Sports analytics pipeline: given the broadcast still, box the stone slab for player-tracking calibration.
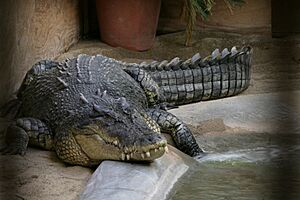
[80,146,198,200]
[170,92,300,134]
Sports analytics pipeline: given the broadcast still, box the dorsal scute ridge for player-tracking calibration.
[181,58,191,70]
[95,46,252,72]
[191,53,201,64]
[211,48,221,60]
[168,57,182,70]
[150,61,160,71]
[90,46,252,71]
[221,48,230,58]
[158,60,168,71]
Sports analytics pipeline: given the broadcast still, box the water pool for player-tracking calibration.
[169,134,300,200]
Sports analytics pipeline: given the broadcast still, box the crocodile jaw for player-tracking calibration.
[74,133,167,163]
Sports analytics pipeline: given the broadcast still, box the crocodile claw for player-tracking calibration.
[194,151,208,160]
[0,125,29,156]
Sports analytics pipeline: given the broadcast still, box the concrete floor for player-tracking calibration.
[1,31,300,200]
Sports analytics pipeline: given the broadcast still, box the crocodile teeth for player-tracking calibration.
[121,153,126,161]
[154,148,158,152]
[126,154,130,160]
[130,153,134,157]
[164,146,169,153]
[159,147,164,151]
[141,153,145,159]
[124,147,129,153]
[145,151,151,158]
[113,140,118,146]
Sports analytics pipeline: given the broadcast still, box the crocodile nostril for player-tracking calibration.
[146,135,163,144]
[146,137,154,142]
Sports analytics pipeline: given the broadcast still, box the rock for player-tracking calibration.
[80,145,198,200]
[170,91,300,134]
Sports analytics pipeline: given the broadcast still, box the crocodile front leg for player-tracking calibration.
[124,67,162,105]
[1,117,53,155]
[147,108,203,157]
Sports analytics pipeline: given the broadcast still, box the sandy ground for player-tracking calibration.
[1,31,299,200]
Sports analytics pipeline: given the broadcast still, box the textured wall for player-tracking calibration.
[0,0,80,107]
[158,0,271,34]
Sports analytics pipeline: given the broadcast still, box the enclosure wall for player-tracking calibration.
[158,0,271,35]
[0,0,81,106]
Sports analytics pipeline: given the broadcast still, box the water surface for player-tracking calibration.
[169,134,300,200]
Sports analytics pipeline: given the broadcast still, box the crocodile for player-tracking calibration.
[0,46,252,166]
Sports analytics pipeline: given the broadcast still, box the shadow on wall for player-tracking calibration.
[272,0,300,37]
[81,0,272,37]
[271,0,300,200]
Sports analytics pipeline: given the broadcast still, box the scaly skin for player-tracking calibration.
[1,46,252,166]
[123,46,252,156]
[1,55,167,166]
[135,46,252,105]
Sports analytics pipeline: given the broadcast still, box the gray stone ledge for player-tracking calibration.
[170,91,300,134]
[80,146,198,200]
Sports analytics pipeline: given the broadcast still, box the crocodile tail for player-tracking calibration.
[140,46,252,105]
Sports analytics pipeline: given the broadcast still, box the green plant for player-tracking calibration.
[184,0,245,46]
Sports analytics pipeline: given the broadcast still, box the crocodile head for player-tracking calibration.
[73,91,167,164]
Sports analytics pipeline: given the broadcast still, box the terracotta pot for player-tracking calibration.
[96,0,161,51]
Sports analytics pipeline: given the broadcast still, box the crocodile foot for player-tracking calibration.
[1,125,29,156]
